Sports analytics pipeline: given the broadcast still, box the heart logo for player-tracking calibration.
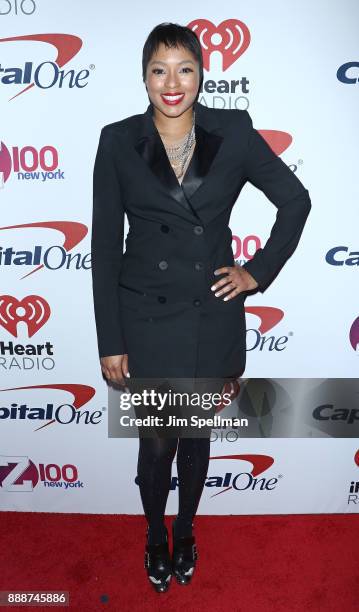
[188,18,251,71]
[0,295,51,337]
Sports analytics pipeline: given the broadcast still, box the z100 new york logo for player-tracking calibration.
[0,456,84,492]
[0,141,64,188]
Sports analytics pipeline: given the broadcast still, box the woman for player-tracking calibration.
[91,23,311,593]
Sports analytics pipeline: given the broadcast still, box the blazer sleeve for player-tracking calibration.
[91,126,126,358]
[241,110,312,291]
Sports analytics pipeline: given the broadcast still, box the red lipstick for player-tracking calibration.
[160,93,185,105]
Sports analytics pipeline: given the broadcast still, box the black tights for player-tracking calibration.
[137,435,211,544]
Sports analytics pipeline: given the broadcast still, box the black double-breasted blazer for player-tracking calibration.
[91,100,311,379]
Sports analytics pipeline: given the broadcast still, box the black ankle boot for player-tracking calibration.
[144,525,172,593]
[171,519,198,585]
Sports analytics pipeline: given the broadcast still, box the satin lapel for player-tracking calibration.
[134,129,197,217]
[181,123,224,203]
[133,101,224,222]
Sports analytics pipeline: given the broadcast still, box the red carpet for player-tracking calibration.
[0,512,357,611]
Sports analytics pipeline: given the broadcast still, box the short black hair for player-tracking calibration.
[142,22,203,93]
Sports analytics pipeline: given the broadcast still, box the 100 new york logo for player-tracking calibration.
[0,141,64,187]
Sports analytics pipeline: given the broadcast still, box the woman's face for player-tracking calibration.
[145,42,200,118]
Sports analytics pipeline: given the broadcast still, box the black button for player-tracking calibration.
[158,296,167,303]
[193,299,201,307]
[161,224,169,233]
[195,261,203,271]
[193,225,203,235]
[158,260,168,270]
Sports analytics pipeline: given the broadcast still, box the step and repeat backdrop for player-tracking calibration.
[0,0,358,514]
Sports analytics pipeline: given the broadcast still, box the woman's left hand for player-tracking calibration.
[211,262,258,300]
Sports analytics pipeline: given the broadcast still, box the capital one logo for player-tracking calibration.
[244,306,292,353]
[187,19,251,70]
[0,384,98,430]
[206,454,278,497]
[0,294,50,337]
[0,33,90,100]
[337,62,359,84]
[0,221,89,279]
[168,453,279,497]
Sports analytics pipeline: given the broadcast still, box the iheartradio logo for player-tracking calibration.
[0,294,50,337]
[187,19,297,160]
[0,294,55,369]
[188,19,250,71]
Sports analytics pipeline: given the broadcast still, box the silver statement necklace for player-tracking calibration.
[160,111,196,179]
